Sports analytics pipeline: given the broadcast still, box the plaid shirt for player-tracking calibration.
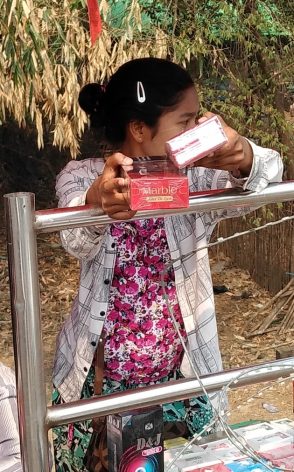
[53,141,283,403]
[0,363,22,472]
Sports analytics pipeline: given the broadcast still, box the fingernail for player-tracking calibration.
[123,157,133,165]
[119,178,128,187]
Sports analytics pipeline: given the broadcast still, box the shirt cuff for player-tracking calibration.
[229,138,270,192]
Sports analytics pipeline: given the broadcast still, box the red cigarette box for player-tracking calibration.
[126,159,189,211]
[166,116,228,169]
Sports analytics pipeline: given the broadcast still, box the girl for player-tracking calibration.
[53,58,283,471]
[0,363,22,472]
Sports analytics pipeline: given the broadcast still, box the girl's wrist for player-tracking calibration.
[238,137,253,177]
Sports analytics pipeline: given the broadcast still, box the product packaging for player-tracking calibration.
[247,431,292,452]
[174,450,221,472]
[164,437,190,450]
[261,443,294,462]
[270,418,294,437]
[234,423,277,441]
[165,445,204,463]
[166,116,228,169]
[226,459,279,472]
[126,159,189,210]
[107,405,164,472]
[201,439,246,463]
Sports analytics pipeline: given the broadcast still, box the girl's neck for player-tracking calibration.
[120,141,145,158]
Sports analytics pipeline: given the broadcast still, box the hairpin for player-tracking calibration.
[137,81,146,103]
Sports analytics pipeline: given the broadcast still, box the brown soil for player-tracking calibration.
[0,225,293,426]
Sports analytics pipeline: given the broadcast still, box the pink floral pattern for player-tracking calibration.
[103,218,187,384]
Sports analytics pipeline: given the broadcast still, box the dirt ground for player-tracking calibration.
[0,222,294,428]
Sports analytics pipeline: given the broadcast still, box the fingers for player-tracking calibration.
[107,209,137,220]
[102,177,129,194]
[97,153,135,219]
[100,180,131,215]
[198,111,228,130]
[197,111,215,124]
[104,153,133,174]
[195,112,250,172]
[197,153,243,170]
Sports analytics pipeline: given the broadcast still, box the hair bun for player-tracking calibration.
[78,83,106,128]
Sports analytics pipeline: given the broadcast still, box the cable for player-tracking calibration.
[160,215,294,471]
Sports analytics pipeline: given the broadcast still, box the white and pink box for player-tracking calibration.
[261,444,294,469]
[166,116,228,169]
[270,418,294,437]
[175,450,222,472]
[247,431,292,452]
[234,422,277,441]
[201,439,247,463]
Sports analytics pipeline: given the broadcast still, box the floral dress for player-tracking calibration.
[103,218,187,383]
[52,218,212,472]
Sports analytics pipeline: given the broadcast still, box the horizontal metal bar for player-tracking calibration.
[46,358,294,429]
[35,182,294,233]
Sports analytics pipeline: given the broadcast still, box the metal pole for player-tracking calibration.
[46,358,294,428]
[3,184,294,470]
[4,193,50,472]
[35,182,294,233]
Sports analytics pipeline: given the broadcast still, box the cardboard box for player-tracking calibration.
[107,405,164,472]
[166,116,228,169]
[270,418,294,437]
[261,443,294,461]
[201,439,246,463]
[189,464,233,472]
[175,450,221,472]
[164,437,191,450]
[127,159,189,210]
[247,431,292,452]
[234,422,277,440]
[165,445,204,463]
[226,459,278,472]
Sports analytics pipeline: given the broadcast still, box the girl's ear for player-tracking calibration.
[128,120,145,143]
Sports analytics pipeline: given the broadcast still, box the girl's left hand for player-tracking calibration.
[196,112,253,177]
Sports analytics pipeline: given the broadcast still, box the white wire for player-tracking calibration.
[171,215,294,268]
[161,215,294,471]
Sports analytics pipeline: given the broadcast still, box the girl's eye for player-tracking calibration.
[181,117,196,130]
[180,119,191,128]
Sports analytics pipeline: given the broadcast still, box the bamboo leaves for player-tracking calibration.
[0,0,293,158]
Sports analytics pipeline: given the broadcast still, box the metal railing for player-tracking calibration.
[3,181,294,472]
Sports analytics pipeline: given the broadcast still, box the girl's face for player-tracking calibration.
[140,86,199,157]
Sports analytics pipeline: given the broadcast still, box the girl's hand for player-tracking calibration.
[196,112,253,176]
[86,153,137,220]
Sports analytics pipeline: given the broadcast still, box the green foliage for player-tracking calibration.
[150,0,294,161]
[0,0,293,160]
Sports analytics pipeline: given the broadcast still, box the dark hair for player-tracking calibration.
[78,58,194,145]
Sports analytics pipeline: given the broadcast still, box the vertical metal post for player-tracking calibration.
[4,193,50,472]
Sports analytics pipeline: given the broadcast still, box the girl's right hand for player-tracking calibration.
[86,153,137,220]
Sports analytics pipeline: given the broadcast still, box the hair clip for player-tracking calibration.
[137,81,146,103]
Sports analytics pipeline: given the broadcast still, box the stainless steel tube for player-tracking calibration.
[4,183,294,471]
[46,358,294,428]
[35,182,294,233]
[4,193,50,472]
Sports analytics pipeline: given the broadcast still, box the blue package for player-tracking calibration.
[227,459,279,472]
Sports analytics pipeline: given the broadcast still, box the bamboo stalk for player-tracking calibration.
[278,296,294,333]
[249,280,293,323]
[253,297,287,333]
